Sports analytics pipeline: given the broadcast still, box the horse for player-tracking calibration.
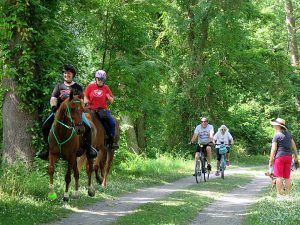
[78,109,120,187]
[47,91,95,201]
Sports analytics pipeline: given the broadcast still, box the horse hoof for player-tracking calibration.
[88,189,95,197]
[73,191,80,199]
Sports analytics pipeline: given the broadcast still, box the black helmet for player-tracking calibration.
[62,64,76,77]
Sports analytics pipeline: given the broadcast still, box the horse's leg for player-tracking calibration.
[102,148,115,187]
[77,153,87,171]
[94,146,106,185]
[73,158,80,199]
[48,153,58,200]
[86,157,95,197]
[63,158,74,202]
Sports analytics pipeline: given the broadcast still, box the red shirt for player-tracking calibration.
[84,83,113,110]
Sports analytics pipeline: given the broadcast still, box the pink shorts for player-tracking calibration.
[274,155,292,179]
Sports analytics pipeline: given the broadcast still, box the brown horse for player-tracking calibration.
[78,109,120,187]
[47,91,95,201]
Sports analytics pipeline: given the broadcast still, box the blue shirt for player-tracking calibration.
[272,131,293,158]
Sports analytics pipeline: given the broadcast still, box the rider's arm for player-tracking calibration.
[106,86,114,104]
[106,93,114,103]
[291,138,298,161]
[83,96,90,107]
[190,133,198,144]
[269,142,277,166]
[49,97,58,113]
[50,97,57,107]
[209,128,214,143]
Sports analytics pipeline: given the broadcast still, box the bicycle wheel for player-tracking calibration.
[220,155,225,179]
[195,159,202,183]
[206,160,210,181]
[200,157,207,182]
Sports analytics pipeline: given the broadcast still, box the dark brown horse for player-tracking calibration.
[47,91,95,201]
[78,109,120,187]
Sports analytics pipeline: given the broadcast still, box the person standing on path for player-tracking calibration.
[269,118,298,196]
[189,117,214,172]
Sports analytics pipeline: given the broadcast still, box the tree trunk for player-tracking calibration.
[2,78,36,165]
[121,115,140,154]
[136,114,146,150]
[285,0,299,66]
[2,0,38,165]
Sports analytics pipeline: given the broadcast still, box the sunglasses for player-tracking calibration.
[201,121,208,123]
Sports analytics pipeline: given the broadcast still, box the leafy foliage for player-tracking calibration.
[1,0,300,156]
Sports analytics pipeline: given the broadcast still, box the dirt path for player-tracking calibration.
[47,168,269,225]
[188,174,269,225]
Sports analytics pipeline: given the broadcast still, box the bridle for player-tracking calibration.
[50,100,83,149]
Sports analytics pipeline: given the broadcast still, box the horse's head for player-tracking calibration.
[57,90,85,135]
[68,91,85,135]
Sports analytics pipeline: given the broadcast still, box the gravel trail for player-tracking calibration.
[47,167,269,225]
[188,174,269,225]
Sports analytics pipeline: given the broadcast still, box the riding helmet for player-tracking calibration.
[95,70,107,81]
[62,64,76,77]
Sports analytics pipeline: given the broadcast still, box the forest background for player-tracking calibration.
[1,0,300,165]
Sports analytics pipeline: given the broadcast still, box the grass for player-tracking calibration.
[243,170,300,225]
[0,151,192,225]
[0,150,268,225]
[112,174,255,225]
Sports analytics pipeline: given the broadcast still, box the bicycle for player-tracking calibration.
[194,144,210,183]
[215,143,229,179]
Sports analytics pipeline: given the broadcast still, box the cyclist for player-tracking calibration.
[84,70,118,149]
[189,117,214,174]
[213,124,234,176]
[39,64,97,160]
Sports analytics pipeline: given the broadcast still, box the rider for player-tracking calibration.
[84,69,118,149]
[189,117,214,173]
[213,124,234,176]
[39,64,97,160]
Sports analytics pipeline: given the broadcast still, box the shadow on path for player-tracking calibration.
[47,167,269,225]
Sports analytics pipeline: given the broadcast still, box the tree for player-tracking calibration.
[285,0,299,66]
[1,0,39,165]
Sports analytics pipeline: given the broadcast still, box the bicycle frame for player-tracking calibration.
[195,144,210,182]
[216,143,228,179]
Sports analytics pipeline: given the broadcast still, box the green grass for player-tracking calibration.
[0,150,268,225]
[112,174,255,225]
[230,154,269,167]
[0,151,192,225]
[243,170,300,225]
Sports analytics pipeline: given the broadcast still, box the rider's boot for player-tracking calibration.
[83,125,97,158]
[112,137,119,150]
[107,134,119,150]
[207,164,212,172]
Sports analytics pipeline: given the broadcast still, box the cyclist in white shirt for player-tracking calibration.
[189,117,214,172]
[213,124,234,176]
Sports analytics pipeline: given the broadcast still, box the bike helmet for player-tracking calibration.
[95,70,107,81]
[62,64,76,77]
